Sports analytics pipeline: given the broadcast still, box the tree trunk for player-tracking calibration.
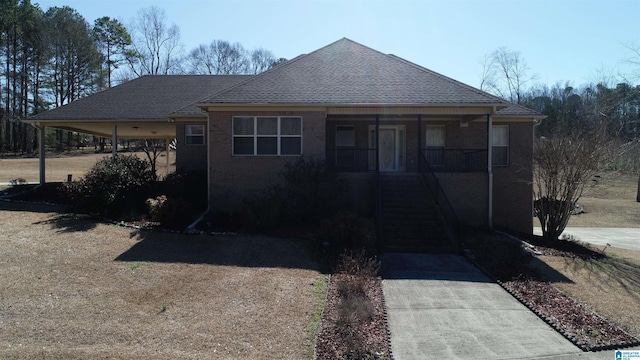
[637,174,640,202]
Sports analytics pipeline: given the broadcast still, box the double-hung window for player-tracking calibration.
[185,124,205,145]
[233,116,302,155]
[492,125,509,166]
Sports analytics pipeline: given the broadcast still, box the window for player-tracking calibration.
[335,126,355,166]
[232,116,302,155]
[185,124,205,145]
[425,125,445,166]
[492,125,509,166]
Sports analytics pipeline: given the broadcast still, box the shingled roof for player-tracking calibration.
[28,75,248,121]
[198,38,509,107]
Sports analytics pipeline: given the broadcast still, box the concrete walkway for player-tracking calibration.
[534,227,640,251]
[381,253,583,359]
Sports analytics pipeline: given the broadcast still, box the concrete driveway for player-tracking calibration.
[381,253,583,360]
[534,227,640,251]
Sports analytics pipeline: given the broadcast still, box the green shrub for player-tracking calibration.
[279,158,348,223]
[66,154,154,217]
[241,186,284,231]
[161,170,208,211]
[318,212,376,250]
[146,195,194,230]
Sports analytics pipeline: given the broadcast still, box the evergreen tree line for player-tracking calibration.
[0,1,283,154]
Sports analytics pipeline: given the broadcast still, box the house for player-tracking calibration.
[24,38,543,250]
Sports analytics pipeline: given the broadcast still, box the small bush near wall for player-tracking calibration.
[317,212,376,250]
[279,158,349,222]
[241,158,350,231]
[146,195,194,230]
[160,170,207,211]
[66,155,155,218]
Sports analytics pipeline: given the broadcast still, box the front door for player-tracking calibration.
[369,125,406,172]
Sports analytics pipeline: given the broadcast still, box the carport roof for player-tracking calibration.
[23,75,248,138]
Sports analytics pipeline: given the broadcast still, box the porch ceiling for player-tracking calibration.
[27,120,176,139]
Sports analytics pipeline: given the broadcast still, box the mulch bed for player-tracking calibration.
[315,274,390,360]
[472,233,640,352]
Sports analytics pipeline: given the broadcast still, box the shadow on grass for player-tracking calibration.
[465,229,573,284]
[115,229,324,271]
[32,212,98,233]
[559,255,640,300]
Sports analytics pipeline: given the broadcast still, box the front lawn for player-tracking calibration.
[0,202,325,359]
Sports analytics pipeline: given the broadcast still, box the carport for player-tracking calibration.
[21,75,249,184]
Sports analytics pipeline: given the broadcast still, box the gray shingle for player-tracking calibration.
[199,38,509,106]
[28,75,248,121]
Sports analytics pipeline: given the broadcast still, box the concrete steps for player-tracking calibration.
[379,173,455,253]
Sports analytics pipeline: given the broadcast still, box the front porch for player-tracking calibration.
[323,114,497,253]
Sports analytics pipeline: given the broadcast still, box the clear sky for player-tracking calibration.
[35,0,640,89]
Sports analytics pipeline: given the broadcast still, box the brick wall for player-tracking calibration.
[492,121,534,233]
[207,110,326,212]
[175,122,207,172]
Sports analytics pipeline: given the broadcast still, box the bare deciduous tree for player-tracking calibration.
[126,6,182,76]
[185,39,249,75]
[480,47,537,104]
[250,48,275,74]
[534,124,618,240]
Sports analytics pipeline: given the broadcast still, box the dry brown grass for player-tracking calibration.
[0,202,324,359]
[539,251,640,339]
[533,172,640,340]
[0,149,175,184]
[567,171,640,227]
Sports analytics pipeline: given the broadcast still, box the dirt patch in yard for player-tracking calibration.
[0,201,324,359]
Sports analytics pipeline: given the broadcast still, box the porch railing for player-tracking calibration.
[325,148,487,173]
[422,149,487,172]
[325,148,376,172]
[418,151,461,252]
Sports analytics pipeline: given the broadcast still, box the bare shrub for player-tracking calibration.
[534,124,620,240]
[334,249,381,278]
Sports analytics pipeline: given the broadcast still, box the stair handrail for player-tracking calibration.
[418,150,461,252]
[375,170,384,252]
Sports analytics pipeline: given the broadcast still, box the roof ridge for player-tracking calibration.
[385,53,508,105]
[196,38,363,106]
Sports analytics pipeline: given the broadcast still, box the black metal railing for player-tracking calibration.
[325,148,376,172]
[418,151,461,252]
[422,149,486,172]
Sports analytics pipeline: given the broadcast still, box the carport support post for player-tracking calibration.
[112,125,117,157]
[38,125,45,185]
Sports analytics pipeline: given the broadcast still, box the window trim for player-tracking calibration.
[185,124,205,146]
[492,124,509,167]
[232,116,303,156]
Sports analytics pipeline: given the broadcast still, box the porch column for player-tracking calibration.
[417,114,422,171]
[38,125,45,185]
[112,125,117,157]
[487,114,493,229]
[375,114,380,173]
